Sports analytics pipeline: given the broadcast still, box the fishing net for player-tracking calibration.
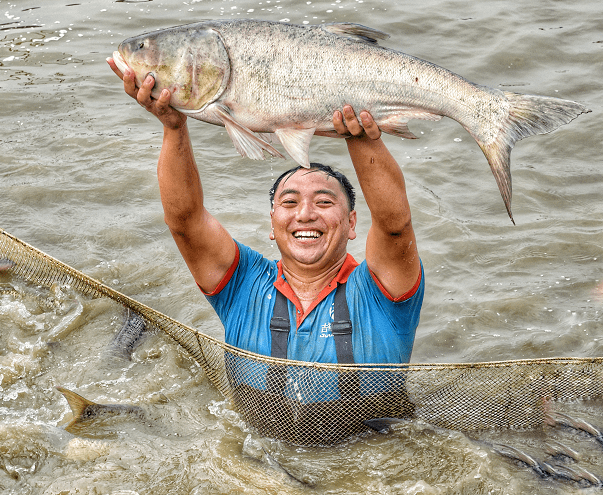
[2,228,603,446]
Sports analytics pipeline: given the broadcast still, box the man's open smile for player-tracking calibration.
[293,230,323,239]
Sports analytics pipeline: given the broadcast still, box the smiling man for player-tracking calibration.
[109,59,424,366]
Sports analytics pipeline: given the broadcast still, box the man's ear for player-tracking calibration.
[348,210,357,240]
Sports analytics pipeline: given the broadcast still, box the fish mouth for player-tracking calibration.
[292,230,322,240]
[112,50,130,74]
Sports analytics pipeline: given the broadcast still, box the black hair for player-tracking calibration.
[269,163,356,211]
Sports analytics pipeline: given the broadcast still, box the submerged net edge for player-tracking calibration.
[3,228,603,445]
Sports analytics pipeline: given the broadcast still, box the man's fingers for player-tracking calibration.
[333,105,382,140]
[333,110,348,135]
[155,89,172,114]
[106,58,124,81]
[136,74,156,108]
[122,68,138,98]
[359,111,381,140]
[342,105,363,135]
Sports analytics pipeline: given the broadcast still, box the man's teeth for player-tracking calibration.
[294,231,321,238]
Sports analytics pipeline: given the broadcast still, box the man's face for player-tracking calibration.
[270,169,357,270]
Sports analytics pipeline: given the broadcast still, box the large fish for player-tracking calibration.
[56,386,145,434]
[112,19,590,222]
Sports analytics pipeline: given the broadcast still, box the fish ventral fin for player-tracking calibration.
[377,109,442,139]
[274,128,316,168]
[321,23,390,45]
[215,107,285,161]
[478,92,590,224]
[56,386,97,421]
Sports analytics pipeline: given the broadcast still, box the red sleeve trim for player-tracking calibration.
[369,266,422,302]
[197,243,240,296]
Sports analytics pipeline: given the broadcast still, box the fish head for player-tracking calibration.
[115,25,230,111]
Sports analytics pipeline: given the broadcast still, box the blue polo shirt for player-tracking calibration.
[204,241,424,401]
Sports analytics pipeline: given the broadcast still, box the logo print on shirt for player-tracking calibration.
[320,322,332,338]
[329,302,335,320]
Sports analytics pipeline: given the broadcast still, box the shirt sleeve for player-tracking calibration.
[347,260,425,363]
[204,241,278,353]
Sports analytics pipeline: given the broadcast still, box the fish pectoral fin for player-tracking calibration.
[56,386,96,421]
[321,22,390,45]
[274,128,316,168]
[215,108,285,161]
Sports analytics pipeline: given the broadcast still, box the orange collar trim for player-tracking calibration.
[274,254,359,328]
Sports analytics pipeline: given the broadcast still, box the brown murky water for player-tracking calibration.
[1,0,602,493]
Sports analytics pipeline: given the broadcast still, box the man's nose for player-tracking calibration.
[296,200,318,222]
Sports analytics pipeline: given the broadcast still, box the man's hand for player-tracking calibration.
[106,58,187,130]
[333,105,381,141]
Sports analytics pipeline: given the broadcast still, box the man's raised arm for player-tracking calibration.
[107,59,236,293]
[334,105,421,300]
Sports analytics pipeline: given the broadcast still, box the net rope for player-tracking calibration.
[2,228,602,446]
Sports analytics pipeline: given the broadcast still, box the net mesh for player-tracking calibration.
[2,228,602,446]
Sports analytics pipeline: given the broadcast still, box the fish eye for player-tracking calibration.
[137,41,145,50]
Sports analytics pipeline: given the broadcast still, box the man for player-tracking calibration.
[107,59,424,366]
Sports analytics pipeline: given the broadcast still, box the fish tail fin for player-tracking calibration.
[477,92,590,224]
[56,386,96,425]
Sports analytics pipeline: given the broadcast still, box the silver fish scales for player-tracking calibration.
[112,19,590,222]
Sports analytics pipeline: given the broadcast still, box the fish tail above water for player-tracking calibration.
[107,308,148,361]
[476,92,590,224]
[56,386,145,433]
[56,386,97,429]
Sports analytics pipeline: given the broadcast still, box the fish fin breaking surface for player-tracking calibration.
[56,386,96,428]
[274,127,316,168]
[321,22,390,45]
[475,92,590,224]
[215,107,285,160]
[363,417,407,434]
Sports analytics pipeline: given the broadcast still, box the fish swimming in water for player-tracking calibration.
[364,417,602,486]
[56,386,145,434]
[544,440,582,463]
[111,19,590,222]
[242,434,310,486]
[492,443,600,485]
[546,411,603,447]
[105,308,148,361]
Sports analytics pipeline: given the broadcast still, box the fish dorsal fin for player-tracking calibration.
[214,107,285,161]
[321,23,390,45]
[274,128,316,168]
[56,386,96,419]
